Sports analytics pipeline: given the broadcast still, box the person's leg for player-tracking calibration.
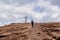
[31,20,34,28]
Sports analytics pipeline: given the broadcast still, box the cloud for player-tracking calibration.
[0,0,60,26]
[34,0,60,22]
[0,0,36,26]
[49,0,60,6]
[0,0,37,6]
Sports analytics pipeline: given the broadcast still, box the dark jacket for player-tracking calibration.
[31,20,34,27]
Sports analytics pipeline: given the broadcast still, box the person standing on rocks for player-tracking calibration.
[31,19,34,28]
[25,16,27,23]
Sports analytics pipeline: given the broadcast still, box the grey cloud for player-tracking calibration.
[33,6,45,13]
[47,0,60,6]
[0,0,37,6]
[0,0,60,26]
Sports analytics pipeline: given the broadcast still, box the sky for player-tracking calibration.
[0,0,60,26]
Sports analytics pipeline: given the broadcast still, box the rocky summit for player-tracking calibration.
[0,23,60,40]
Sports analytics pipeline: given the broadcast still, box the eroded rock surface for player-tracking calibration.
[0,23,60,40]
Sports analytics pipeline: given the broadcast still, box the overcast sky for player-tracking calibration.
[0,0,60,26]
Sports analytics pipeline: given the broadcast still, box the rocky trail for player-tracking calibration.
[0,23,60,40]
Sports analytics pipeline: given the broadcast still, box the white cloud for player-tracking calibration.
[35,0,60,22]
[51,14,58,18]
[0,0,60,26]
[0,0,36,26]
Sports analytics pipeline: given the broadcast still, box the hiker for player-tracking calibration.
[31,20,34,28]
[25,16,27,23]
